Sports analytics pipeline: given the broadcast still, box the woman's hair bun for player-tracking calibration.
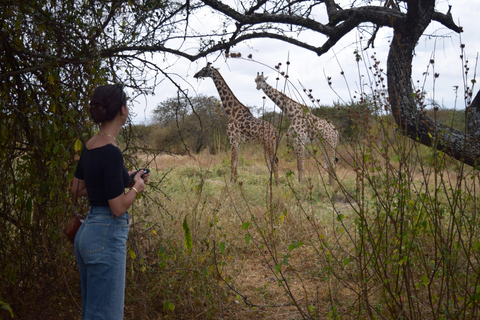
[89,99,107,124]
[88,85,125,124]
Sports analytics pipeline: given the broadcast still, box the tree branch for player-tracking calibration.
[431,6,463,33]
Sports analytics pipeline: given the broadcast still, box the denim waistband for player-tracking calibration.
[87,206,129,220]
[90,206,114,214]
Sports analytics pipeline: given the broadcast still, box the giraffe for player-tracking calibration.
[194,63,280,185]
[255,72,339,187]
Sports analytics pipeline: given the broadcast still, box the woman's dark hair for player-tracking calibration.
[89,84,126,124]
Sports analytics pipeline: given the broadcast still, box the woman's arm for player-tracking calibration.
[108,170,146,217]
[71,177,88,198]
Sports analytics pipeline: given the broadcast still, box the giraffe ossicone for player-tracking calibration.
[194,63,280,186]
[255,72,339,187]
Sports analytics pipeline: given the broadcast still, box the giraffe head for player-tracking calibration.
[194,62,216,79]
[254,72,268,91]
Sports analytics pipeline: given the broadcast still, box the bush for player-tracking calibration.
[150,95,229,154]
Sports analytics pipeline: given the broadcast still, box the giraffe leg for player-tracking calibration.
[259,125,280,186]
[293,137,305,182]
[325,148,336,189]
[230,138,239,183]
[266,137,279,186]
[267,150,279,186]
[262,148,279,186]
[319,144,336,188]
[273,155,279,186]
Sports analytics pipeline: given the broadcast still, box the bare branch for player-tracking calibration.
[431,6,463,33]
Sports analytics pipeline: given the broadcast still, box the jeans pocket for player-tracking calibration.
[79,222,109,254]
[115,222,129,244]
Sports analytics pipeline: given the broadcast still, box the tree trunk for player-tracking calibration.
[467,91,480,137]
[387,0,480,167]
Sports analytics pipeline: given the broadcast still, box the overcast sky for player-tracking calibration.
[129,1,480,125]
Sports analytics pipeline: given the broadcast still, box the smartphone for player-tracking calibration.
[129,169,150,184]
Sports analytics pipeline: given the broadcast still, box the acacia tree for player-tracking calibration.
[183,0,478,166]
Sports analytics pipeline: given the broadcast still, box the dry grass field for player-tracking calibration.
[118,129,480,319]
[125,144,358,319]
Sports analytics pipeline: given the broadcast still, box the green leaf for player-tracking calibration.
[288,241,303,251]
[160,259,167,269]
[164,299,175,312]
[129,249,136,260]
[474,242,480,251]
[158,246,167,254]
[1,300,14,318]
[74,139,83,152]
[241,222,250,230]
[245,233,251,245]
[275,262,282,274]
[219,241,226,254]
[183,216,192,253]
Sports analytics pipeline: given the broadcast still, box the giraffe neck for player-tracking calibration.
[262,81,303,118]
[210,69,250,119]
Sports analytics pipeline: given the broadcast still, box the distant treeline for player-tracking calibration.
[135,95,466,155]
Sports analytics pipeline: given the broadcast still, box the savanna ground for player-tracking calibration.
[8,111,479,320]
[77,113,476,319]
[127,144,360,319]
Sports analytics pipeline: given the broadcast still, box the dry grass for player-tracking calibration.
[123,137,480,319]
[124,145,357,319]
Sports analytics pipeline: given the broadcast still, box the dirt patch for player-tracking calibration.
[138,152,224,172]
[218,246,346,319]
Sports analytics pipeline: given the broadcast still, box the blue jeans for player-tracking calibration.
[74,206,130,320]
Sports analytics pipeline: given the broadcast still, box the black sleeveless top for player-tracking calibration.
[74,144,129,207]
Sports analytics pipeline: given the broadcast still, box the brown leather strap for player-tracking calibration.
[74,179,80,208]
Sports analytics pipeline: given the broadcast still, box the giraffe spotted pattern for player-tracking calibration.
[194,63,280,185]
[255,72,339,187]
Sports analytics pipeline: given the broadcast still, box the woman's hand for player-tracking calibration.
[136,169,149,183]
[132,170,147,192]
[109,169,149,216]
[127,169,149,188]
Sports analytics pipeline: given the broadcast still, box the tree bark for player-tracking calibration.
[467,90,480,137]
[387,0,480,166]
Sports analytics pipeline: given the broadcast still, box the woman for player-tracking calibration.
[71,84,147,319]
